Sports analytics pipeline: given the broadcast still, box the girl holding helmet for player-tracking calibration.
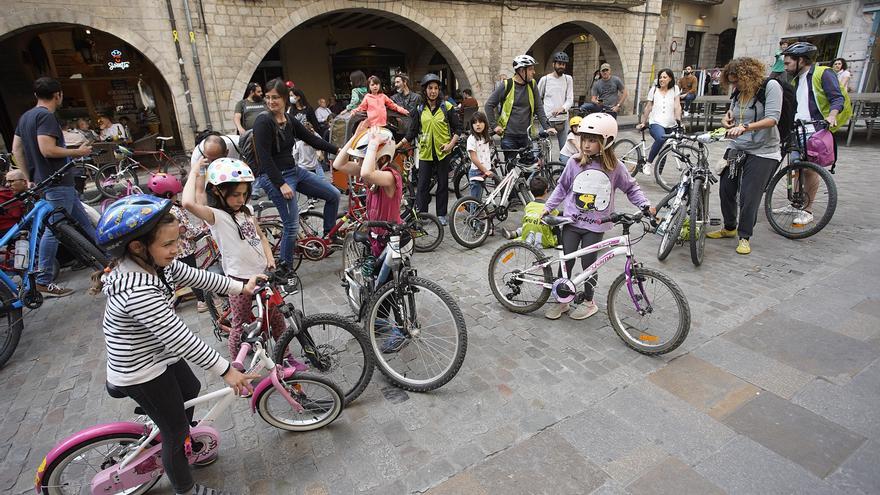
[542,113,655,320]
[181,157,285,361]
[92,194,261,495]
[559,115,582,165]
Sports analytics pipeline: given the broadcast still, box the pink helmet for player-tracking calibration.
[148,172,183,198]
[577,113,618,146]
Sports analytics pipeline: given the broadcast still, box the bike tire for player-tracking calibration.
[689,178,708,266]
[611,138,641,176]
[204,291,230,337]
[54,222,110,270]
[77,163,104,205]
[95,162,139,198]
[544,160,565,187]
[449,196,491,249]
[273,313,374,405]
[364,276,467,392]
[654,144,701,192]
[38,433,161,495]
[0,283,24,369]
[763,160,837,239]
[299,211,324,237]
[488,241,553,314]
[453,167,469,199]
[606,266,690,355]
[656,197,686,262]
[259,220,302,272]
[410,212,444,252]
[256,372,344,431]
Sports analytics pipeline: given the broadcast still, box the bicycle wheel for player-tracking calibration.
[611,138,641,176]
[689,178,709,266]
[545,160,565,187]
[488,241,553,313]
[410,212,444,252]
[341,232,370,314]
[449,196,491,249]
[764,160,837,239]
[259,220,302,271]
[38,433,160,495]
[654,145,699,192]
[256,372,343,431]
[204,291,231,337]
[77,163,104,205]
[656,195,687,262]
[453,168,469,199]
[54,223,110,270]
[365,276,467,391]
[95,163,138,198]
[299,211,324,237]
[0,283,23,368]
[274,313,373,405]
[606,266,690,355]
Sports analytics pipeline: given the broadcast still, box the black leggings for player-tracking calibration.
[416,155,451,217]
[718,154,778,239]
[177,254,205,302]
[118,360,201,494]
[561,225,604,302]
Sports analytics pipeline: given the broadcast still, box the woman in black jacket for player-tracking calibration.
[253,78,340,268]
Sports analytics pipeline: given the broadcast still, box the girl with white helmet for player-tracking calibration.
[182,157,285,361]
[542,113,655,321]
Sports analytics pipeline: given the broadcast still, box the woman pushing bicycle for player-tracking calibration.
[542,113,655,320]
[92,194,262,495]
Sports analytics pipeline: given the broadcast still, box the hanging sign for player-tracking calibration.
[108,49,130,71]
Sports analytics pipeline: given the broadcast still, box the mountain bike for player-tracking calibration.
[35,302,343,495]
[611,127,675,180]
[653,132,709,192]
[0,159,111,368]
[763,119,837,239]
[341,221,467,391]
[654,128,723,266]
[488,212,690,355]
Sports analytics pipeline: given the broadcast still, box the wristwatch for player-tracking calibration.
[742,123,750,131]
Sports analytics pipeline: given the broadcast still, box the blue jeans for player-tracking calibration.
[682,93,696,112]
[468,168,485,201]
[259,168,340,265]
[500,133,531,171]
[37,185,97,285]
[648,124,673,163]
[579,102,617,119]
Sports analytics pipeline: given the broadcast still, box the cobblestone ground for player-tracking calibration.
[2,133,879,494]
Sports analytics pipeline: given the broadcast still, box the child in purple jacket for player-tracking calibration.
[542,113,655,320]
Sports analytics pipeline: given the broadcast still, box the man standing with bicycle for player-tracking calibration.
[538,52,574,153]
[11,77,94,297]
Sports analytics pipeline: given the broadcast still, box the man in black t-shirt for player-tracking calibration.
[233,82,266,134]
[12,77,94,298]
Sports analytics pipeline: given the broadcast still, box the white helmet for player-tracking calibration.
[347,128,396,160]
[572,169,612,212]
[576,113,618,146]
[512,55,537,70]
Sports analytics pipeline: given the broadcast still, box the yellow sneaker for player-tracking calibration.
[707,228,737,239]
[736,238,751,255]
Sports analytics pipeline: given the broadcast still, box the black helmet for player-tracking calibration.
[781,42,817,57]
[420,73,441,87]
[553,52,570,64]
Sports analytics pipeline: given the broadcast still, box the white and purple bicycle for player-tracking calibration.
[488,211,691,355]
[34,282,343,495]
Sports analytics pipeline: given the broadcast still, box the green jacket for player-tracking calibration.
[518,200,558,248]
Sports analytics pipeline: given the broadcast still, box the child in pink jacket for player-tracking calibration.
[356,75,410,127]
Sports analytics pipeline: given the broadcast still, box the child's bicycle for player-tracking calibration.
[488,212,691,355]
[34,283,344,494]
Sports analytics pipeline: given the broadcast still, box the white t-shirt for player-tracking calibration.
[207,205,267,279]
[190,134,241,167]
[315,106,333,124]
[293,138,320,171]
[795,72,814,133]
[560,131,580,157]
[99,123,129,142]
[466,134,492,177]
[647,85,681,128]
[538,73,574,123]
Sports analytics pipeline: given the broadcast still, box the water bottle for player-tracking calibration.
[13,232,29,270]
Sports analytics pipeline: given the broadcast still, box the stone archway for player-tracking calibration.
[229,0,481,117]
[518,20,625,82]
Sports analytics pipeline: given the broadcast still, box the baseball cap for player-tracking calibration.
[600,63,611,71]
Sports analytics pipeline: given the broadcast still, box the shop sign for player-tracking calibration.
[786,4,846,33]
[108,49,130,71]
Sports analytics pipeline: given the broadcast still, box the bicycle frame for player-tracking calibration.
[0,200,57,300]
[482,165,524,208]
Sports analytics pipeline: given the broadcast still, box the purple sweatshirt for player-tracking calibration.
[545,156,649,233]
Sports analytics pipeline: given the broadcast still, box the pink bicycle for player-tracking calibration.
[34,285,344,495]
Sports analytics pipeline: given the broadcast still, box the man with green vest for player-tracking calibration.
[783,41,851,226]
[398,73,462,225]
[485,55,556,167]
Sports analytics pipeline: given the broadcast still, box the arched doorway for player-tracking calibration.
[0,24,181,151]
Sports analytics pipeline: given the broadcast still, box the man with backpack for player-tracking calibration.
[485,55,556,166]
[538,52,574,151]
[782,41,851,226]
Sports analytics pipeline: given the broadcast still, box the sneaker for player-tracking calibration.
[189,483,235,495]
[502,228,518,240]
[197,301,209,313]
[736,238,751,255]
[375,320,408,353]
[545,303,570,320]
[36,283,74,298]
[706,228,737,239]
[328,233,345,246]
[570,301,599,320]
[438,215,448,226]
[683,111,691,117]
[792,211,814,225]
[641,162,653,176]
[772,204,800,215]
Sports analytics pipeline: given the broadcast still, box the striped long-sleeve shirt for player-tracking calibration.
[101,258,244,386]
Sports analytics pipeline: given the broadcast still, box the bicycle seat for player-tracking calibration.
[543,216,572,227]
[106,382,146,415]
[156,136,174,141]
[353,231,371,245]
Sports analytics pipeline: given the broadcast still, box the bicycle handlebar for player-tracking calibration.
[0,153,102,209]
[362,220,408,234]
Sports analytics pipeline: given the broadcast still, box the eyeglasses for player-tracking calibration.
[601,69,610,72]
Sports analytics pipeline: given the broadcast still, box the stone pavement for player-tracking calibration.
[2,135,879,494]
